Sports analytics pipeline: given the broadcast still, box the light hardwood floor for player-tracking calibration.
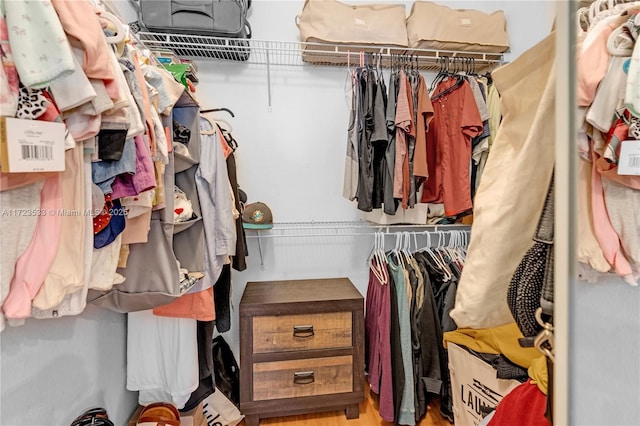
[239,387,452,426]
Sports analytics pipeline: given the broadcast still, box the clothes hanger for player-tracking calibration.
[393,232,406,269]
[379,232,388,265]
[213,118,234,133]
[402,232,412,264]
[366,230,378,266]
[199,114,236,149]
[430,56,447,92]
[419,231,432,253]
[199,113,218,135]
[379,233,389,282]
[435,231,455,279]
[577,7,591,32]
[200,107,235,117]
[369,232,388,284]
[589,0,607,23]
[420,231,452,281]
[98,11,127,45]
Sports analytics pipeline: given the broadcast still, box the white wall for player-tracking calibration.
[0,305,137,425]
[0,1,559,425]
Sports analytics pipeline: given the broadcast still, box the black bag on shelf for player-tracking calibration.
[129,0,252,61]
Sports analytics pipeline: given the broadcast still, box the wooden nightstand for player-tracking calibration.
[239,278,365,426]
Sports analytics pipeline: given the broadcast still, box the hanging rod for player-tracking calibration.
[245,230,469,239]
[244,221,470,236]
[245,220,469,229]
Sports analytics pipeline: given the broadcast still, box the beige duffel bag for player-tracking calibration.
[296,0,408,63]
[407,1,510,53]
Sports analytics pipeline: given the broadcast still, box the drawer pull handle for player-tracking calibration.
[293,325,314,338]
[293,371,315,385]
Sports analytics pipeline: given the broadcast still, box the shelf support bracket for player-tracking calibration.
[266,41,272,111]
[257,230,265,269]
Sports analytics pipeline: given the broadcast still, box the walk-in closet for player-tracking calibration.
[0,1,638,426]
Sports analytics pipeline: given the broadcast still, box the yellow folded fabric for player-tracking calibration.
[528,356,549,395]
[443,322,541,368]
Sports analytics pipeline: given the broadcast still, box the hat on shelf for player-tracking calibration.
[242,202,273,230]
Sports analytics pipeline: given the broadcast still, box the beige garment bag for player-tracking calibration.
[450,32,556,329]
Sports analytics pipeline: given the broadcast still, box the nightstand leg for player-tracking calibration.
[244,414,259,426]
[345,404,360,419]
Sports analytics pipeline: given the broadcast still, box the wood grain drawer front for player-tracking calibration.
[253,356,353,401]
[253,312,352,353]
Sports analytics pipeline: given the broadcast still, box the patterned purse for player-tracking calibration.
[507,172,554,337]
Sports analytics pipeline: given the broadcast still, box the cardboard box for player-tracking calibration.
[180,401,206,426]
[448,342,521,426]
[127,405,143,426]
[128,402,206,426]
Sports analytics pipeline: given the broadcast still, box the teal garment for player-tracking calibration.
[2,0,75,89]
[387,253,416,425]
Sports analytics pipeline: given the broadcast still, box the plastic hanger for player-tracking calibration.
[420,231,451,281]
[99,11,127,45]
[577,7,590,33]
[393,232,406,269]
[430,57,447,92]
[589,0,608,23]
[435,232,454,280]
[213,118,234,133]
[369,232,388,285]
[401,232,412,264]
[199,113,218,135]
[200,107,235,117]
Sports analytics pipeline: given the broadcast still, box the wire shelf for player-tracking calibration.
[242,220,471,267]
[244,220,471,236]
[136,32,504,71]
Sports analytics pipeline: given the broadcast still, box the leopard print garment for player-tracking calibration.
[16,83,47,120]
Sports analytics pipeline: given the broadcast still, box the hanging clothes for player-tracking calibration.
[573,5,640,286]
[383,70,400,215]
[365,232,471,424]
[421,76,483,216]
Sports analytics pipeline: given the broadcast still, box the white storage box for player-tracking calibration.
[447,342,521,426]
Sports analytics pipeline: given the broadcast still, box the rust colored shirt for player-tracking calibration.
[421,78,482,216]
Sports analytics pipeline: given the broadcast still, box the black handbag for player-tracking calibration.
[212,335,240,406]
[507,172,554,338]
[129,0,252,61]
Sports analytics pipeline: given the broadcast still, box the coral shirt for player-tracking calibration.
[422,78,483,216]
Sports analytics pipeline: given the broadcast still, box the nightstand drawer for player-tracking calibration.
[253,356,353,401]
[253,312,352,353]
